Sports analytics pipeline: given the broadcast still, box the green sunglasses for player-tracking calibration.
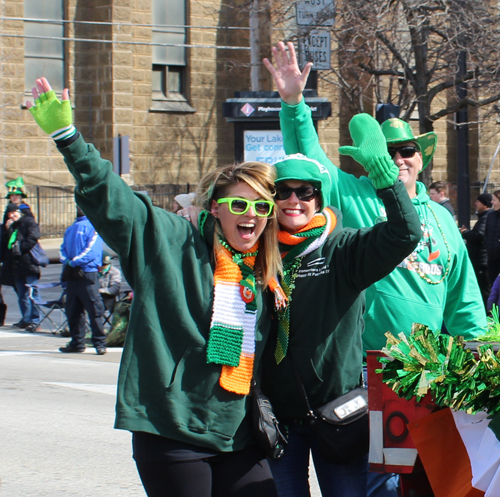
[217,197,274,217]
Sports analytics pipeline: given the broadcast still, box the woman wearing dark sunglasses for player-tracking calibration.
[259,150,421,497]
[26,77,284,497]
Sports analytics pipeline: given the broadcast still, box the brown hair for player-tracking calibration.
[196,162,282,288]
[493,190,500,202]
[429,181,448,194]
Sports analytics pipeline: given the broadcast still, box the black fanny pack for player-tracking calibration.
[312,387,369,464]
[291,356,369,465]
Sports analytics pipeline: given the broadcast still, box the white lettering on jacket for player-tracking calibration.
[296,263,331,278]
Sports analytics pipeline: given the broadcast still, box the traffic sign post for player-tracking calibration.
[296,0,335,26]
[298,30,331,70]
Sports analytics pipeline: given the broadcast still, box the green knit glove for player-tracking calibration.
[339,113,399,189]
[29,90,76,142]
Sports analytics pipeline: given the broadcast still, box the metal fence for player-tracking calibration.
[2,184,194,239]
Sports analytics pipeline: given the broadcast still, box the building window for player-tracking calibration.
[24,0,64,92]
[152,64,185,101]
[152,0,187,102]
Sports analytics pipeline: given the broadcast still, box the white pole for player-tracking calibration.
[483,140,500,193]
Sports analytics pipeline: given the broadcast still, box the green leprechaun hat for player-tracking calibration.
[5,177,28,199]
[381,118,437,170]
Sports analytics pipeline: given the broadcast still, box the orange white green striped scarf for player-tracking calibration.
[206,241,259,395]
[275,208,337,363]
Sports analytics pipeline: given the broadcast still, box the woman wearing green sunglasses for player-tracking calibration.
[26,77,283,497]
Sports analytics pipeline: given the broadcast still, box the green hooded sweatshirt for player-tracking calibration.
[280,99,486,352]
[262,181,421,417]
[58,135,272,452]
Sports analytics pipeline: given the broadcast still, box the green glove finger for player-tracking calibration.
[29,90,76,142]
[338,145,358,158]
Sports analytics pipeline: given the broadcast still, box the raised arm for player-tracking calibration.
[264,43,381,216]
[264,42,330,167]
[27,78,196,287]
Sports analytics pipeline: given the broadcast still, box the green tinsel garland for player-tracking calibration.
[476,304,500,342]
[377,323,500,416]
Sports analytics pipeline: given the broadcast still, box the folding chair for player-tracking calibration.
[26,282,68,335]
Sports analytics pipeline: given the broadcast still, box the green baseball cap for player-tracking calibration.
[274,154,331,209]
[381,118,437,170]
[5,177,27,199]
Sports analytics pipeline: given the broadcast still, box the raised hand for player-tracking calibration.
[339,114,399,189]
[263,41,313,105]
[26,77,75,142]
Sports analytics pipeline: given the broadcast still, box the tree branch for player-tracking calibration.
[430,93,500,121]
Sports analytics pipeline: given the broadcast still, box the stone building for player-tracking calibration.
[0,0,499,219]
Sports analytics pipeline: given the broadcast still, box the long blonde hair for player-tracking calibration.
[196,162,282,288]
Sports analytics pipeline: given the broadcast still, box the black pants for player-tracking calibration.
[134,435,277,497]
[65,271,105,349]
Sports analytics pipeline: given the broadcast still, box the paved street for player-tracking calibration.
[0,329,143,496]
[0,246,322,497]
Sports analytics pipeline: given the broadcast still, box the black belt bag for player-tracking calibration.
[312,387,369,464]
[291,355,369,465]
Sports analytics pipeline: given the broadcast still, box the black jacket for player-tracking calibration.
[1,214,41,285]
[485,209,500,262]
[462,209,490,268]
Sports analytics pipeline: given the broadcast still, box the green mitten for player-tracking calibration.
[29,90,76,142]
[339,113,399,189]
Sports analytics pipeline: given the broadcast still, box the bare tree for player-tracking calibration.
[321,0,500,177]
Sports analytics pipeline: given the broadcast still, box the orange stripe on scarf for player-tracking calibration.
[220,354,255,395]
[213,244,258,284]
[278,208,336,246]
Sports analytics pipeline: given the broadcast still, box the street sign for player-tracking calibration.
[296,0,335,26]
[298,30,331,70]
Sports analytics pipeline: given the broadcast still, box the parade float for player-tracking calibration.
[368,311,500,497]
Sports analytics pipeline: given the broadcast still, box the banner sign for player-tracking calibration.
[243,130,285,164]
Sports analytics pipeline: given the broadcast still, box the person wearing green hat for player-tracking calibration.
[257,147,420,497]
[3,177,34,225]
[264,41,486,497]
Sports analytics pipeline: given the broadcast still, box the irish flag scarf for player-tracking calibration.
[206,240,259,396]
[274,208,337,363]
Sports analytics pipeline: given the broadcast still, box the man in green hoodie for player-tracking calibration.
[264,41,486,353]
[264,41,486,497]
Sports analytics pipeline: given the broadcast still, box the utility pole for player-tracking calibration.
[249,0,273,91]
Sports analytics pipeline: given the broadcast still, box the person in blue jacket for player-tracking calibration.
[59,205,105,354]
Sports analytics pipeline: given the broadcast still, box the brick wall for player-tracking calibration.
[1,0,500,198]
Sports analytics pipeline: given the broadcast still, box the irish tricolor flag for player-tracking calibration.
[408,408,500,497]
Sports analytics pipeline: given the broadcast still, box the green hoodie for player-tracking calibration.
[262,181,421,417]
[58,135,272,452]
[280,99,486,351]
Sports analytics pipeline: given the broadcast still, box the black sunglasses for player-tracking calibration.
[275,185,318,202]
[387,146,419,159]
